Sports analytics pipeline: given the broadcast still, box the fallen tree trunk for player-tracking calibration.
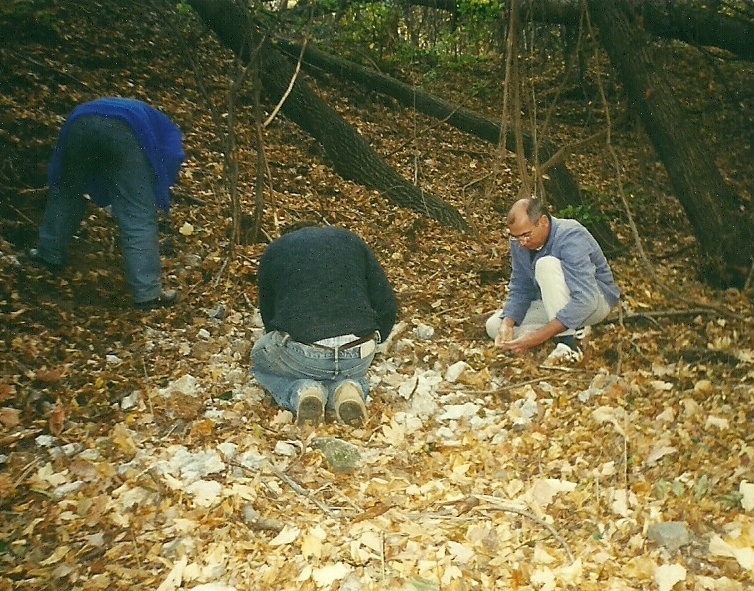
[277,38,622,254]
[351,0,754,60]
[186,0,469,232]
[525,0,754,61]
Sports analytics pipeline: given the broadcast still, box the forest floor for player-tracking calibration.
[1,1,754,590]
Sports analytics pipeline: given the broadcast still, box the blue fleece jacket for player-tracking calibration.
[501,215,620,329]
[47,97,184,212]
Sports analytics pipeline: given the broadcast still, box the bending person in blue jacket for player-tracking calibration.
[30,97,184,309]
[486,198,620,365]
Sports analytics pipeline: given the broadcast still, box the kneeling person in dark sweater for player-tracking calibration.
[250,224,397,427]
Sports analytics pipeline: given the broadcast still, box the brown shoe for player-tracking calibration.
[134,289,178,310]
[296,387,325,427]
[334,381,367,427]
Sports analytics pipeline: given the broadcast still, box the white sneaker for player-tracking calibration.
[544,342,583,366]
[573,326,591,340]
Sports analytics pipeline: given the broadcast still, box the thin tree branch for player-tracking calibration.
[264,37,308,128]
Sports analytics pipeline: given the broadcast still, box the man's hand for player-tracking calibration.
[499,333,538,355]
[497,318,569,355]
[494,320,514,348]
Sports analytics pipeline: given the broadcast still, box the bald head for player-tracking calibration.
[506,198,550,249]
[507,198,547,226]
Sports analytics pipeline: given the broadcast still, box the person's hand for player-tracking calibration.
[494,321,514,348]
[498,334,535,355]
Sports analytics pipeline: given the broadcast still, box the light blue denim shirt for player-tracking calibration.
[501,216,620,329]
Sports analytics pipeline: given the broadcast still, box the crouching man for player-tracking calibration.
[250,224,397,427]
[486,198,620,365]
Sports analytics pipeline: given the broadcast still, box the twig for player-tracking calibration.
[584,8,661,289]
[398,497,575,564]
[213,255,230,289]
[0,429,42,448]
[130,527,142,568]
[13,457,41,488]
[321,483,362,513]
[537,364,591,373]
[11,51,94,91]
[744,261,754,293]
[232,459,338,518]
[614,306,742,322]
[264,38,307,128]
[7,203,37,225]
[473,496,576,564]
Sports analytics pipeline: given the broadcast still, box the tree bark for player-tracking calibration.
[277,39,623,254]
[588,1,754,287]
[186,0,468,232]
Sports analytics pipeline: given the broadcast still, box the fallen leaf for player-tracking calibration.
[0,407,20,427]
[34,367,63,383]
[654,563,686,591]
[268,525,300,546]
[48,401,65,436]
[741,481,754,512]
[709,535,754,570]
[311,562,352,588]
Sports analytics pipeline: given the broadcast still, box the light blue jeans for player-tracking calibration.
[37,115,162,304]
[250,331,375,413]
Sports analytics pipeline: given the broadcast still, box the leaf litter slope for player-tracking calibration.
[1,2,754,590]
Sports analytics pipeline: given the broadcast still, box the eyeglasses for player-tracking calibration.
[507,218,541,243]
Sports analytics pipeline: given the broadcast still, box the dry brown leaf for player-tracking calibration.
[0,406,21,427]
[351,502,392,524]
[0,382,14,403]
[34,367,64,383]
[48,401,65,436]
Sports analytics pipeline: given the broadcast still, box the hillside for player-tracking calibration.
[1,1,753,590]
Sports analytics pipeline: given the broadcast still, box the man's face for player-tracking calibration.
[507,214,547,250]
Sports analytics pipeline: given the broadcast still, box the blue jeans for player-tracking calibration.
[250,331,375,413]
[37,115,162,304]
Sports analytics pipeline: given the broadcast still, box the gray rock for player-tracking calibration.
[647,521,690,552]
[310,437,361,473]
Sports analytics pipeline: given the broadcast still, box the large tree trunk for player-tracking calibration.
[277,39,622,254]
[186,0,468,232]
[588,1,754,287]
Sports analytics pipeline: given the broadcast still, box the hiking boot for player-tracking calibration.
[134,289,178,310]
[543,342,583,367]
[27,248,63,274]
[296,387,325,428]
[334,381,367,427]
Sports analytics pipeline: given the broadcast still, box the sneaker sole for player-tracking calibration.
[296,396,324,427]
[337,400,366,427]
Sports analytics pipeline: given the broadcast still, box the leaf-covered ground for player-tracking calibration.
[1,2,754,590]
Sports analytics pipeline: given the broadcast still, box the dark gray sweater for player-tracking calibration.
[257,226,397,344]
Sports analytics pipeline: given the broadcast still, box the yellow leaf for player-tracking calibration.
[39,545,70,566]
[269,525,299,546]
[654,564,686,591]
